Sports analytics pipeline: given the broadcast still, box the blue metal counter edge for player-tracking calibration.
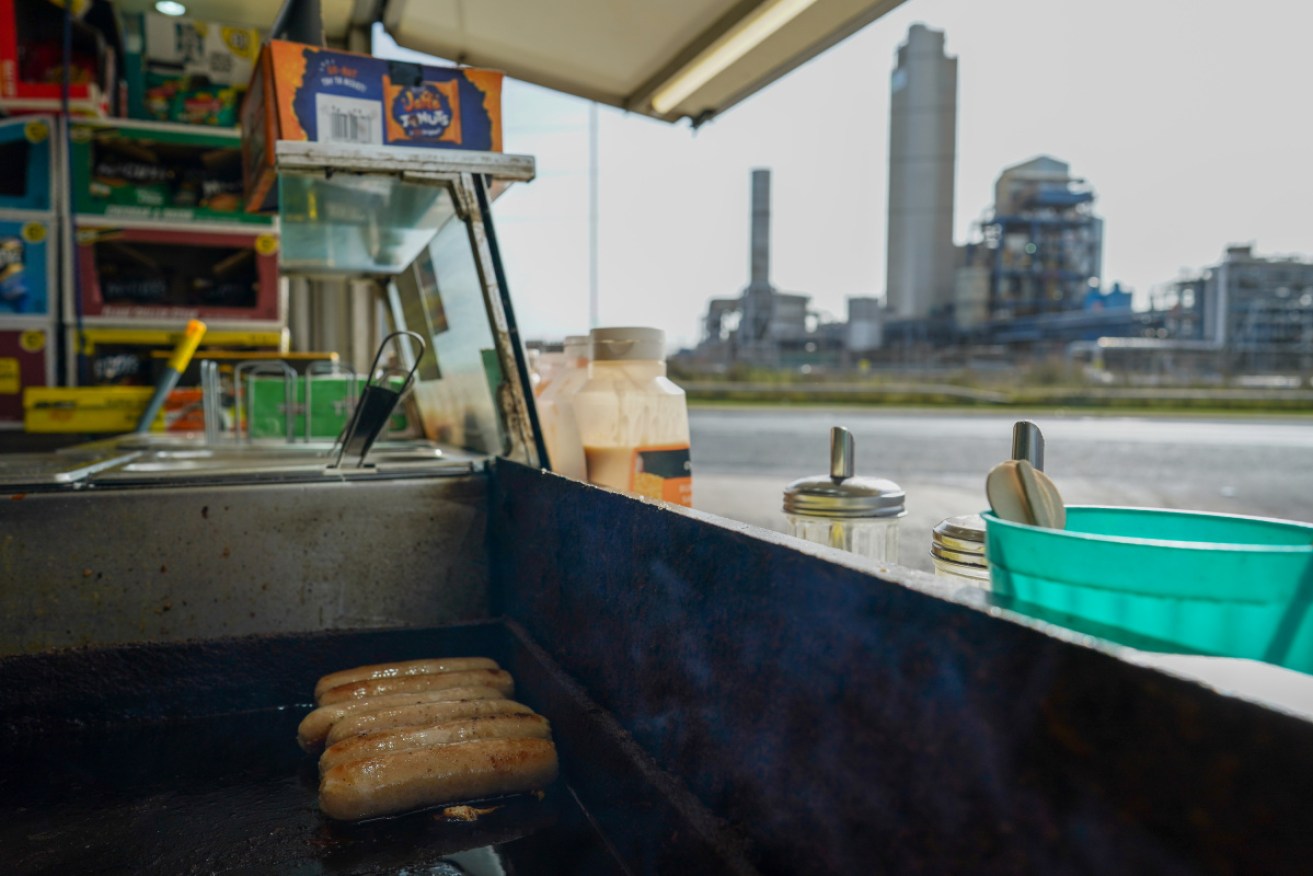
[488,460,1313,875]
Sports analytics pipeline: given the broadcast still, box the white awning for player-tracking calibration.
[381,0,908,124]
[114,0,907,124]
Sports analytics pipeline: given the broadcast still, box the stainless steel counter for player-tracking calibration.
[0,436,491,655]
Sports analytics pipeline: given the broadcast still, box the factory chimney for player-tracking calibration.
[750,168,771,289]
[741,168,776,343]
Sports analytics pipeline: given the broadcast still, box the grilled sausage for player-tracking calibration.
[318,669,515,706]
[324,698,534,747]
[320,713,552,774]
[319,737,559,821]
[313,657,500,702]
[297,686,505,752]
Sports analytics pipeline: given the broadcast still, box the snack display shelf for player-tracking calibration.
[0,316,55,427]
[73,214,278,236]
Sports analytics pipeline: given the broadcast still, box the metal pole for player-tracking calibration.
[588,102,599,328]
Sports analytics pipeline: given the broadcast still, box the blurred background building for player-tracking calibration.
[685,25,1310,378]
[696,169,830,368]
[1151,245,1313,373]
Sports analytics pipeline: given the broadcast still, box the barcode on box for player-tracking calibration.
[330,112,369,142]
[315,95,382,145]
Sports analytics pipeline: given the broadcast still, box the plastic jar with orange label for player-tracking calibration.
[571,326,692,507]
[536,334,591,481]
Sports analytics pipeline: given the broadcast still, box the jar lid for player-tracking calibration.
[590,327,664,361]
[783,474,906,518]
[931,514,987,565]
[781,426,905,519]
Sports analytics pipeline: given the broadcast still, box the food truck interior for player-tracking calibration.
[1,1,1311,873]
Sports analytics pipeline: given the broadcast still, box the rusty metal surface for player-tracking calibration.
[467,175,546,469]
[275,141,537,182]
[489,461,1313,875]
[0,621,758,875]
[0,474,489,656]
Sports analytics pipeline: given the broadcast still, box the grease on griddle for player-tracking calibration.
[440,804,502,822]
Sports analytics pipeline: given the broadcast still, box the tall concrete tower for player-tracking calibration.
[741,168,774,342]
[885,24,958,319]
[750,168,771,290]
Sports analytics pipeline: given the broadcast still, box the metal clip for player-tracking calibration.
[330,331,426,469]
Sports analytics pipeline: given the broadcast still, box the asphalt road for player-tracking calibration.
[688,407,1313,572]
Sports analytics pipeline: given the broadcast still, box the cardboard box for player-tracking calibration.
[0,321,53,425]
[121,12,262,126]
[242,41,503,212]
[0,116,56,212]
[0,217,54,316]
[0,0,114,117]
[20,385,202,432]
[248,374,350,440]
[68,324,287,387]
[245,374,411,440]
[74,225,281,322]
[69,120,271,226]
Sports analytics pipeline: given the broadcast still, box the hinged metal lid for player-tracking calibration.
[782,427,905,519]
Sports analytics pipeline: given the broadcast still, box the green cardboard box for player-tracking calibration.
[247,375,408,440]
[70,120,271,226]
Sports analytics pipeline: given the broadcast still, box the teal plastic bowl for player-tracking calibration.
[983,507,1313,673]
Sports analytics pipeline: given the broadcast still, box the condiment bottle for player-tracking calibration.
[536,335,590,481]
[572,327,693,506]
[782,427,905,562]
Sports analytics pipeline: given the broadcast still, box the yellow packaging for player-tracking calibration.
[24,387,157,433]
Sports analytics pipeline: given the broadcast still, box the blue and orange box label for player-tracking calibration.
[242,41,503,213]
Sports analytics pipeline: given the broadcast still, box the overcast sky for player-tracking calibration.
[378,0,1313,349]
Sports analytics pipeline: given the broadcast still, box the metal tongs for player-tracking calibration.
[329,331,425,469]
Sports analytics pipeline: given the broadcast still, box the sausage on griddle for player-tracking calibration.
[313,657,500,703]
[319,737,559,821]
[297,686,505,752]
[320,712,552,774]
[324,697,534,747]
[318,668,515,706]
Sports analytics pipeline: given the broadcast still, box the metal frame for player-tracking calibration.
[274,141,536,183]
[274,141,543,467]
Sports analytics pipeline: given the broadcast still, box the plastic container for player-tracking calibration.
[572,327,692,506]
[536,335,590,481]
[983,506,1313,673]
[931,514,990,585]
[783,427,905,562]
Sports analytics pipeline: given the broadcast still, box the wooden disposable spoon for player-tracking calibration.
[986,459,1067,529]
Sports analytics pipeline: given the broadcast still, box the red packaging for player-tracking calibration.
[0,0,113,116]
[75,225,281,322]
[0,322,53,425]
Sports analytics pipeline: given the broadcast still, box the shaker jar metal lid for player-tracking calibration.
[930,514,988,567]
[783,474,906,518]
[782,425,905,518]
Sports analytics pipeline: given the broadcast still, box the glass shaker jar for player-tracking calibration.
[782,427,905,562]
[930,514,990,586]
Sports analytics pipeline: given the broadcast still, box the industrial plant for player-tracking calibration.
[690,23,1312,379]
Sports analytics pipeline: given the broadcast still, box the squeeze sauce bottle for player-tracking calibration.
[571,327,693,507]
[536,335,590,481]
